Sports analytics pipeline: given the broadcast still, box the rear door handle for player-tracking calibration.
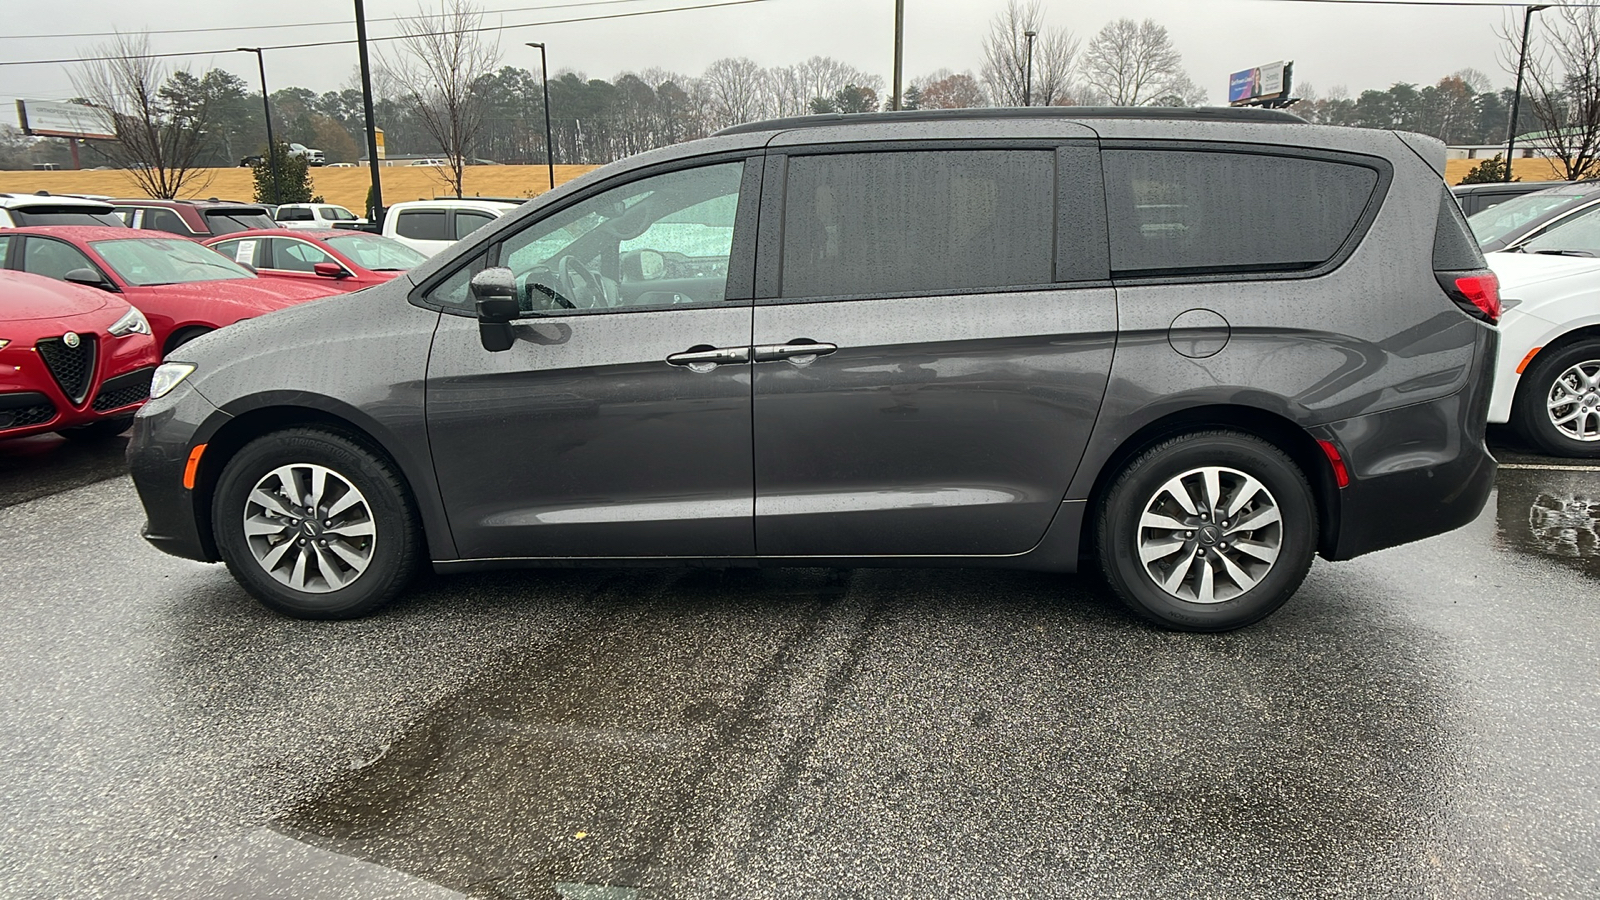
[666,345,750,373]
[752,340,839,365]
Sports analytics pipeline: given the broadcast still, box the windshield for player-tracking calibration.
[1468,191,1591,245]
[204,209,275,234]
[91,237,255,284]
[11,207,125,227]
[324,233,428,271]
[1520,204,1600,257]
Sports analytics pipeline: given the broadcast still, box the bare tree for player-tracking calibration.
[382,0,502,197]
[701,57,773,130]
[71,33,213,198]
[981,1,1078,106]
[1501,7,1600,180]
[1080,18,1197,107]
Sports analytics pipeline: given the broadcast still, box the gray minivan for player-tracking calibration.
[129,108,1499,631]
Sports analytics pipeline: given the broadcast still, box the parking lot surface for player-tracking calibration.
[1,430,1597,899]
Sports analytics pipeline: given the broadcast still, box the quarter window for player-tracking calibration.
[397,210,448,241]
[780,150,1056,299]
[1103,149,1380,277]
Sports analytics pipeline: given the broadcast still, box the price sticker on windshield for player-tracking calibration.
[233,241,256,265]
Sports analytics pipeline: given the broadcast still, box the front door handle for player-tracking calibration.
[666,345,750,373]
[752,340,839,365]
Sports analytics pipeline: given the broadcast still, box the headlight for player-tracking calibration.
[149,362,197,400]
[108,306,152,337]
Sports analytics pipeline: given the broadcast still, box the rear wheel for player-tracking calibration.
[1096,430,1317,632]
[1513,339,1600,458]
[212,428,419,619]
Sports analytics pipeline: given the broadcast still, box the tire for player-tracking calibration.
[165,327,212,355]
[1513,339,1600,458]
[59,414,135,441]
[212,428,419,619]
[1096,430,1317,632]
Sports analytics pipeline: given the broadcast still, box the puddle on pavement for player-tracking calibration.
[277,566,855,899]
[1496,466,1600,579]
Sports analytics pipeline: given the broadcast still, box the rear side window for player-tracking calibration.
[397,210,448,241]
[781,150,1055,298]
[142,208,191,235]
[1433,186,1487,271]
[1104,149,1380,277]
[454,211,495,240]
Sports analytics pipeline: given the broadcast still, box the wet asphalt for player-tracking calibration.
[1,429,1598,899]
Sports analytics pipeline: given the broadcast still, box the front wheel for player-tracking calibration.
[212,428,419,619]
[1096,430,1317,632]
[1513,340,1600,458]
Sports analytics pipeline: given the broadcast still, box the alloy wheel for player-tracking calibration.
[242,463,377,593]
[1546,359,1600,443]
[1136,465,1283,604]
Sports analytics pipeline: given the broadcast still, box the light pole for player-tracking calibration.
[891,0,905,111]
[526,42,556,194]
[355,0,384,224]
[1023,29,1038,107]
[1505,5,1550,183]
[236,47,280,204]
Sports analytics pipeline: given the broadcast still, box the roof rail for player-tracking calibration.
[431,196,527,204]
[715,105,1306,137]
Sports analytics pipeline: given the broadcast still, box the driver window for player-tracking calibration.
[496,161,744,313]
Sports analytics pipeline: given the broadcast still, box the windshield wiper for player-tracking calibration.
[1530,249,1598,257]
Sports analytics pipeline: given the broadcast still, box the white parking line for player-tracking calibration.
[1499,463,1600,472]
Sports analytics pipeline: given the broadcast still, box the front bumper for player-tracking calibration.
[127,382,228,563]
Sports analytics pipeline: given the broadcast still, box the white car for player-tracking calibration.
[0,192,125,228]
[382,198,519,257]
[274,203,365,230]
[1486,203,1600,457]
[288,143,326,166]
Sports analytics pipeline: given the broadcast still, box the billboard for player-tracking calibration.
[16,99,116,141]
[1228,61,1290,106]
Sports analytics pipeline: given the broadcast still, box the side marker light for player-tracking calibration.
[182,444,207,490]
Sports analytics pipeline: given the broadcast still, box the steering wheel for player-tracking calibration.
[557,255,602,309]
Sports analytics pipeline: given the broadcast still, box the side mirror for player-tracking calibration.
[471,267,519,352]
[313,262,349,279]
[64,268,114,291]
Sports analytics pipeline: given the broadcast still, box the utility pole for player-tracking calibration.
[892,0,904,111]
[1505,5,1550,183]
[237,48,280,204]
[355,0,385,223]
[1023,29,1037,107]
[527,42,556,193]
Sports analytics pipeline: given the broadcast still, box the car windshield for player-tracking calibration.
[1519,204,1600,257]
[324,233,428,271]
[1468,191,1591,244]
[204,209,275,234]
[91,237,255,284]
[10,207,125,227]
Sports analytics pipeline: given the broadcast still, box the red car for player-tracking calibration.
[203,228,427,292]
[0,269,160,440]
[0,227,343,354]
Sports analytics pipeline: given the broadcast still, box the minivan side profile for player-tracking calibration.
[128,108,1499,631]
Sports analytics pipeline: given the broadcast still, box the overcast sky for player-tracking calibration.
[2,0,1520,114]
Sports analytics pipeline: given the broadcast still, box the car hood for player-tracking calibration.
[0,272,116,321]
[124,278,343,311]
[1486,252,1600,292]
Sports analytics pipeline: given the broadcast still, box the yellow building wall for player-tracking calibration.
[0,164,602,213]
[1444,157,1570,186]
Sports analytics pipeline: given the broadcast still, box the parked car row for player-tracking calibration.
[1456,180,1600,457]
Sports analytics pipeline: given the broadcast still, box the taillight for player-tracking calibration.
[1437,270,1500,324]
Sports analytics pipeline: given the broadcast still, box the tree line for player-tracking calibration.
[4,0,1598,189]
